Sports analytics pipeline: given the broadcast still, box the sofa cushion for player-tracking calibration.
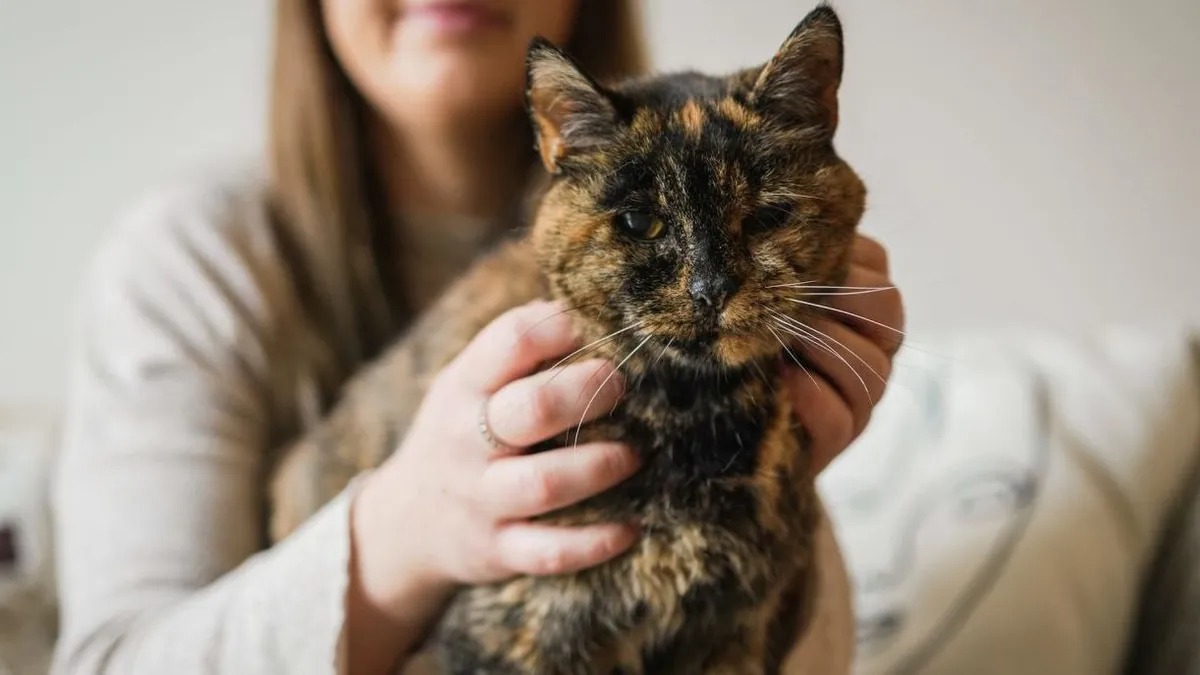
[821,325,1200,674]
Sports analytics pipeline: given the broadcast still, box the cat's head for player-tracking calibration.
[525,5,865,372]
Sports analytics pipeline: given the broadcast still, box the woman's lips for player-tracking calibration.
[402,2,511,36]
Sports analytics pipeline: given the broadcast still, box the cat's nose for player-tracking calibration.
[689,274,739,312]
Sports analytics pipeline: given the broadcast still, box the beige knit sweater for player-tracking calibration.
[50,163,503,674]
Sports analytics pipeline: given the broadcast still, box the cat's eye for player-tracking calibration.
[746,203,795,233]
[616,212,667,240]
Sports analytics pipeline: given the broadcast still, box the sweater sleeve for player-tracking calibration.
[50,180,357,675]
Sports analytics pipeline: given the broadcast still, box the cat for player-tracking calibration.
[270,5,865,673]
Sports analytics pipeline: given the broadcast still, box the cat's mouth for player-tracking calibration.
[649,323,779,370]
[672,333,720,357]
[613,304,791,370]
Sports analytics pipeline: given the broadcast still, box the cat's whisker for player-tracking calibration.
[772,318,871,402]
[515,298,632,384]
[794,284,884,288]
[785,298,906,337]
[780,299,956,364]
[773,314,946,411]
[794,290,895,298]
[770,309,887,388]
[547,319,643,372]
[758,189,823,202]
[747,355,771,384]
[766,284,895,293]
[542,319,643,389]
[602,155,642,186]
[799,324,887,392]
[757,203,798,218]
[773,284,883,288]
[619,337,673,414]
[744,355,771,406]
[765,280,821,289]
[517,301,606,337]
[651,337,674,368]
[774,320,882,406]
[766,325,822,391]
[794,287,895,296]
[573,333,652,448]
[772,317,859,389]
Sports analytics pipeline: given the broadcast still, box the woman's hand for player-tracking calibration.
[347,300,640,673]
[785,234,905,473]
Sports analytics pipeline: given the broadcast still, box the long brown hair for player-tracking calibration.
[267,1,649,372]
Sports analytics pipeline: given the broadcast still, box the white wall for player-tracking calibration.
[644,0,1200,332]
[1,1,270,408]
[2,0,1198,410]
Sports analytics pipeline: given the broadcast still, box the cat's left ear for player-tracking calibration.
[526,37,619,174]
[748,5,844,139]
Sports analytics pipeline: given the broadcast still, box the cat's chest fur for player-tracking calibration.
[564,359,796,524]
[434,360,820,674]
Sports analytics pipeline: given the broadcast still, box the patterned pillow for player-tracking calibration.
[822,326,1200,674]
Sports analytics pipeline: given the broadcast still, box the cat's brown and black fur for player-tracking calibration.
[270,6,865,673]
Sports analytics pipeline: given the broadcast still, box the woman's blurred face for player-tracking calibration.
[324,0,581,130]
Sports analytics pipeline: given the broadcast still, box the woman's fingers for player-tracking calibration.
[851,233,890,275]
[449,300,580,394]
[485,359,624,449]
[784,367,853,475]
[494,521,639,577]
[481,441,639,519]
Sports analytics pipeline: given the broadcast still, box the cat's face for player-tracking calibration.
[527,6,865,371]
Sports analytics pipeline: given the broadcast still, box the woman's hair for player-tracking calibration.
[267,0,649,370]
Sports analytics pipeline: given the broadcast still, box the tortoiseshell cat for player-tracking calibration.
[270,6,865,673]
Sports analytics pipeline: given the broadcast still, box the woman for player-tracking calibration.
[51,1,904,673]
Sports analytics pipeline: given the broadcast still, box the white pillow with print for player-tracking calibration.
[821,326,1200,675]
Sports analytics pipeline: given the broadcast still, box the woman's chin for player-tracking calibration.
[382,60,522,123]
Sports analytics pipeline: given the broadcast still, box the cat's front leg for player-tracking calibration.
[268,238,544,542]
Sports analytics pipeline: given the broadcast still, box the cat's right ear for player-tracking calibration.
[748,5,844,141]
[525,38,619,174]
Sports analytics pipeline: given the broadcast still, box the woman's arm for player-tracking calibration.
[52,190,361,674]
